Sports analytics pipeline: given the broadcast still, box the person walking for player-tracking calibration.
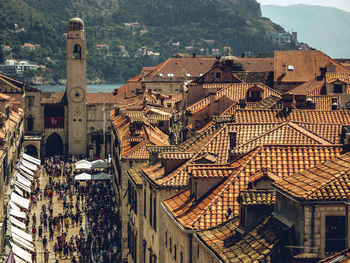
[32,213,36,226]
[44,248,50,263]
[43,235,48,250]
[38,225,43,240]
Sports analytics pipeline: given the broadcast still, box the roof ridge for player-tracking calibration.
[190,149,260,228]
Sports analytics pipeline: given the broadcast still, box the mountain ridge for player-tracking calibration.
[261,4,350,58]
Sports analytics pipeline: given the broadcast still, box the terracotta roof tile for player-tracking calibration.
[289,79,325,96]
[159,152,194,160]
[233,109,350,125]
[86,92,120,104]
[297,123,343,144]
[146,57,215,79]
[240,57,274,72]
[196,215,290,263]
[326,73,350,84]
[238,190,275,206]
[163,145,343,229]
[273,152,350,201]
[232,122,331,155]
[274,50,350,83]
[127,162,148,187]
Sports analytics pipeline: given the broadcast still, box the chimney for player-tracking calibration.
[156,93,161,100]
[168,94,172,99]
[282,63,286,75]
[160,98,164,106]
[148,88,152,93]
[209,91,216,116]
[331,97,338,110]
[282,93,294,112]
[295,95,306,109]
[238,99,246,109]
[229,131,237,149]
[306,98,315,109]
[142,97,147,109]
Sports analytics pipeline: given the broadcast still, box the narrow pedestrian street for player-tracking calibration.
[29,158,87,263]
[24,156,120,263]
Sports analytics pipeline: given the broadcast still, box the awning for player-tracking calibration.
[74,173,91,180]
[75,160,92,170]
[9,201,21,211]
[12,237,34,252]
[16,173,32,187]
[21,159,37,172]
[11,225,33,243]
[14,186,23,197]
[11,242,32,262]
[19,165,34,176]
[10,209,26,219]
[19,170,33,182]
[91,159,109,169]
[11,192,30,210]
[15,182,31,194]
[92,172,112,180]
[10,217,26,230]
[12,233,34,251]
[23,152,41,165]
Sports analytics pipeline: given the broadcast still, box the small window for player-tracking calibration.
[180,251,183,263]
[216,72,221,78]
[79,119,82,122]
[27,115,34,131]
[325,216,346,255]
[288,65,294,71]
[73,44,82,59]
[165,232,167,247]
[169,238,172,253]
[174,245,177,260]
[27,96,34,107]
[333,84,343,94]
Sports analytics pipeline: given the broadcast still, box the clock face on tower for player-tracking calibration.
[70,87,85,103]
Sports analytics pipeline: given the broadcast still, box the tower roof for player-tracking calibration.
[68,17,84,31]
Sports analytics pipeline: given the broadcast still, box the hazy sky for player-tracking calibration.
[257,0,350,12]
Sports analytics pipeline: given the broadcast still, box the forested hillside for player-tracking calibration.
[0,0,297,83]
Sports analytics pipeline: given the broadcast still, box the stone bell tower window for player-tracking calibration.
[73,44,81,59]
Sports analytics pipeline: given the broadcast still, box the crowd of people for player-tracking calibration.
[24,155,120,263]
[85,181,121,262]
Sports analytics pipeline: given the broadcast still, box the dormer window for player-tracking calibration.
[247,86,263,102]
[333,84,343,94]
[216,72,221,78]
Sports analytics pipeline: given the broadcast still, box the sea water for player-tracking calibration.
[35,83,124,93]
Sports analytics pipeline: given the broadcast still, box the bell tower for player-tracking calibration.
[66,16,87,155]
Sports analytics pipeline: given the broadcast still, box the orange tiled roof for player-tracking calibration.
[196,215,290,263]
[289,79,325,96]
[240,57,274,72]
[233,109,350,124]
[273,152,350,201]
[0,93,11,101]
[159,152,194,160]
[326,73,350,84]
[274,50,350,83]
[307,95,340,111]
[298,123,343,144]
[232,121,332,155]
[86,92,120,104]
[238,190,275,206]
[189,164,234,178]
[145,57,216,79]
[187,83,281,114]
[163,145,343,229]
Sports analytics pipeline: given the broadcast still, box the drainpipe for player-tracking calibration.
[346,204,349,248]
[189,233,193,263]
[311,205,315,249]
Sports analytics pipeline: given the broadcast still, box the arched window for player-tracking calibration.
[27,115,34,131]
[73,44,81,59]
[247,86,263,102]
